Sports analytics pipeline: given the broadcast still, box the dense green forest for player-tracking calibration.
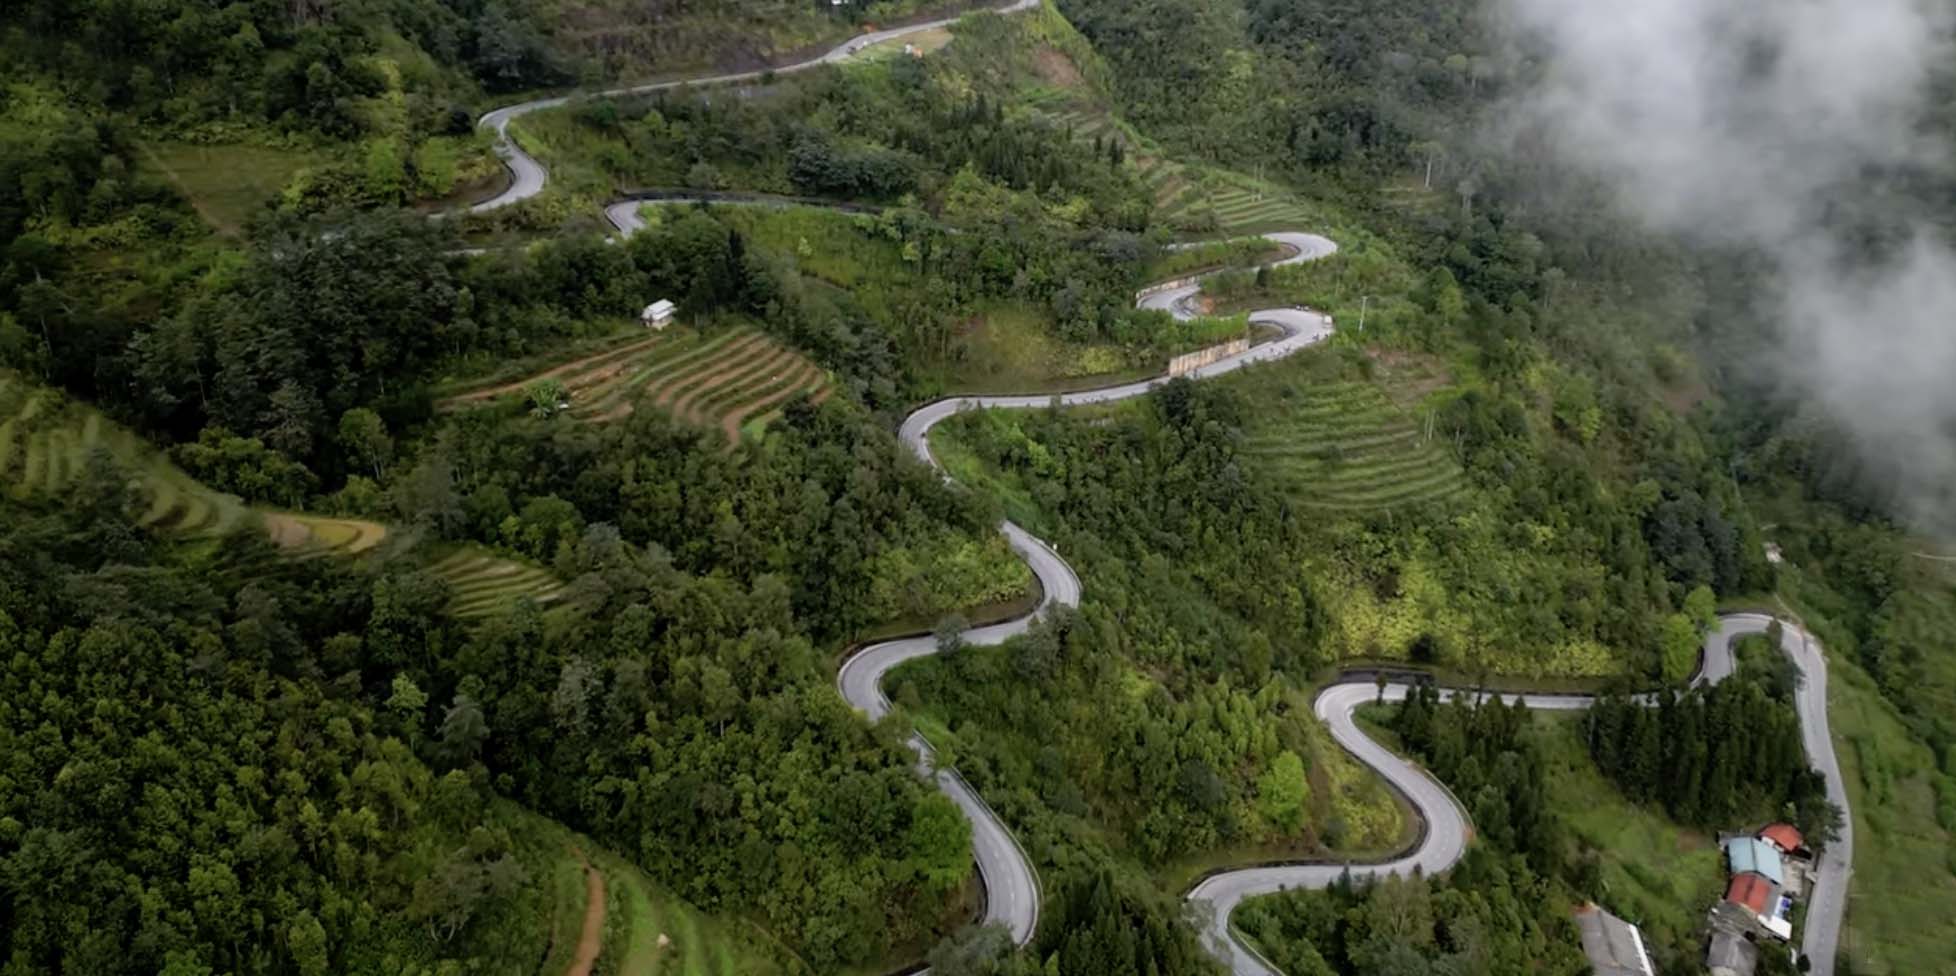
[0,483,556,974]
[4,0,1953,972]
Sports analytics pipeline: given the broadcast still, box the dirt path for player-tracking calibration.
[566,849,607,976]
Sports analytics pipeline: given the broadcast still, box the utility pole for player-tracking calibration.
[1358,295,1370,332]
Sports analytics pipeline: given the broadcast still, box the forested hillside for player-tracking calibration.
[1047,0,1956,969]
[0,478,560,973]
[2,0,1949,973]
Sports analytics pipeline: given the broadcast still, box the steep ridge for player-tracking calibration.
[462,7,1852,971]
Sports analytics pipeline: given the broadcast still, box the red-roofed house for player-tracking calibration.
[1758,823,1804,855]
[1725,873,1773,915]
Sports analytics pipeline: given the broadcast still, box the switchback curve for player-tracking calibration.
[604,192,1857,975]
[469,0,1041,214]
[462,9,1852,970]
[839,232,1338,963]
[1188,614,1852,976]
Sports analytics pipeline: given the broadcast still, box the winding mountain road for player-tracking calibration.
[463,9,1853,972]
[838,234,1338,957]
[857,238,1854,975]
[1188,615,1851,975]
[470,0,1041,214]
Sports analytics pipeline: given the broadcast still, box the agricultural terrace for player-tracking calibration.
[1235,373,1466,512]
[0,373,405,557]
[1023,92,1321,235]
[1,373,255,541]
[425,548,569,620]
[437,326,831,443]
[2,372,566,617]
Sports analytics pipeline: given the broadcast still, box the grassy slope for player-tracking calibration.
[1824,650,1956,974]
[1231,368,1465,512]
[595,845,792,976]
[709,205,1218,395]
[1748,496,1956,972]
[491,805,789,976]
[1347,705,1721,962]
[1534,713,1724,951]
[136,142,325,234]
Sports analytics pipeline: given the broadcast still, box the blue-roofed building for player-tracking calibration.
[1723,836,1785,887]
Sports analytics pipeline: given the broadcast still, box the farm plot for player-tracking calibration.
[261,512,390,556]
[425,548,568,619]
[1030,99,1318,235]
[0,375,249,539]
[1152,168,1319,235]
[1238,380,1466,511]
[0,374,422,562]
[440,327,831,442]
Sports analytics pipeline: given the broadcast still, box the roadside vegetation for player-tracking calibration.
[1237,689,1782,975]
[1708,407,1956,972]
[5,0,1953,973]
[1534,713,1726,952]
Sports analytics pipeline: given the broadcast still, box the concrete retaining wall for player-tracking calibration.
[1168,337,1251,376]
[1135,274,1203,302]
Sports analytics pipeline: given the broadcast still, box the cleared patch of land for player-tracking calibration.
[860,25,953,58]
[262,512,389,555]
[425,547,569,619]
[137,141,321,234]
[597,848,790,976]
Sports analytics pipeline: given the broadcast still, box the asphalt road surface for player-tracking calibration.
[1187,614,1851,976]
[469,0,1041,214]
[465,10,1853,968]
[837,232,1339,960]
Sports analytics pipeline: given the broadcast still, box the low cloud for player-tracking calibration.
[1490,0,1956,533]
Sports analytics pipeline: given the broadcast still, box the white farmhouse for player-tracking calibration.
[642,299,677,330]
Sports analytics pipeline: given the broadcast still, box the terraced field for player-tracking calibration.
[0,374,404,558]
[262,512,390,555]
[1031,99,1318,235]
[1,376,254,538]
[439,327,831,442]
[1238,380,1466,511]
[2,373,567,616]
[426,548,568,619]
